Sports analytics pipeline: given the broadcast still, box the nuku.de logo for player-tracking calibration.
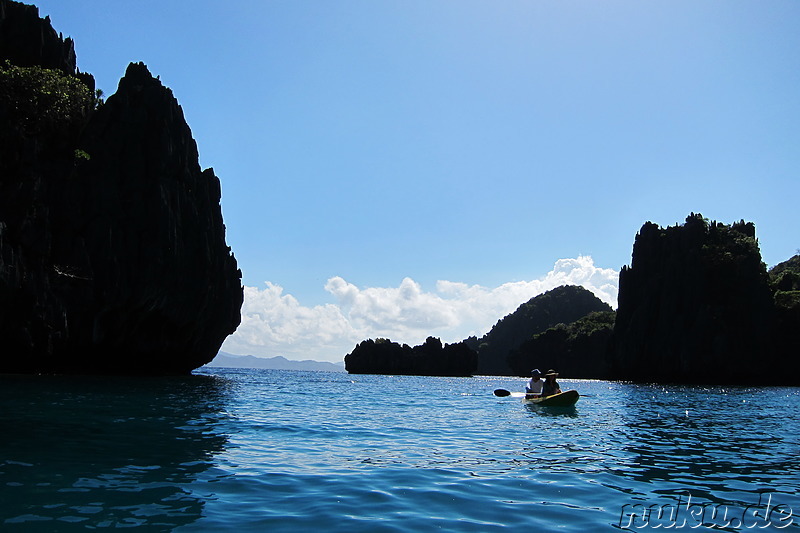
[618,491,795,529]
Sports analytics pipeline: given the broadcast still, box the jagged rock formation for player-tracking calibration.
[475,285,613,375]
[345,337,478,376]
[508,311,615,378]
[608,214,780,384]
[1,0,74,72]
[0,1,242,374]
[0,0,94,90]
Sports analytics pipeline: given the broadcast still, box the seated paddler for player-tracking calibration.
[541,369,562,397]
[525,369,544,398]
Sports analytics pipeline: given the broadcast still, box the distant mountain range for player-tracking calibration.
[204,352,346,372]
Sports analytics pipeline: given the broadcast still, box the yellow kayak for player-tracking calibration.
[524,389,579,406]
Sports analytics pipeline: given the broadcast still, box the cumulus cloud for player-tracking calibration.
[219,282,359,360]
[221,256,618,363]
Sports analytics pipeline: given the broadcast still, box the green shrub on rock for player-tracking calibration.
[0,59,92,134]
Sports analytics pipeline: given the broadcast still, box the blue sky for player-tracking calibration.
[33,1,800,362]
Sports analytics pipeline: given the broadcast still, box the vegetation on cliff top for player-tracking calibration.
[508,310,616,378]
[0,59,96,133]
[769,254,800,303]
[545,310,616,343]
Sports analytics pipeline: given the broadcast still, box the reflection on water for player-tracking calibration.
[524,404,579,417]
[610,385,800,521]
[504,380,800,530]
[0,373,233,529]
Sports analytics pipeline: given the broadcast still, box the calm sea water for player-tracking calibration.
[1,368,798,531]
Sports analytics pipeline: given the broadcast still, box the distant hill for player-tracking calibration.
[204,352,345,372]
[473,285,613,376]
[508,310,616,379]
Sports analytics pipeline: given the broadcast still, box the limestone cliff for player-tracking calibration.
[608,214,778,384]
[0,1,242,374]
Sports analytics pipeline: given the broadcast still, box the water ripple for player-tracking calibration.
[1,371,798,531]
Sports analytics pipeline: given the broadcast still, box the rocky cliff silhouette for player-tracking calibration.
[0,0,242,374]
[608,213,787,384]
[345,337,478,377]
[0,0,78,73]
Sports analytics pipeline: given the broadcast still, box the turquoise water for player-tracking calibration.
[1,369,798,531]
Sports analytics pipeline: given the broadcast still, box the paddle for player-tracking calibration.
[495,388,588,398]
[493,389,527,398]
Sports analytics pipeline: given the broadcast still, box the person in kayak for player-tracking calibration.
[541,369,562,397]
[525,369,544,397]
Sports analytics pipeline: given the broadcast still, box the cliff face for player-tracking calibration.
[476,285,612,375]
[609,214,776,384]
[61,62,242,374]
[0,1,242,374]
[345,337,478,377]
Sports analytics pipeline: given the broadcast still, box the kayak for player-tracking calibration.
[524,389,579,407]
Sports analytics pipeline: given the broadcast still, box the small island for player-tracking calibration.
[345,337,477,377]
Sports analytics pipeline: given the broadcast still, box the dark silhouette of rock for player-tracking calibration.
[608,214,778,384]
[0,0,94,90]
[0,1,242,374]
[769,255,800,375]
[508,311,615,378]
[475,285,613,375]
[0,0,74,73]
[345,336,478,376]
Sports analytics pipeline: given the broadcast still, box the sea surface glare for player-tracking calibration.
[1,368,798,531]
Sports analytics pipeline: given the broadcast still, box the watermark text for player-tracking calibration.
[618,491,795,529]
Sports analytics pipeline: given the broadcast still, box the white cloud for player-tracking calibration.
[219,282,359,360]
[221,256,618,363]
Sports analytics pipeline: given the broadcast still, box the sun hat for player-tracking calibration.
[544,369,559,377]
